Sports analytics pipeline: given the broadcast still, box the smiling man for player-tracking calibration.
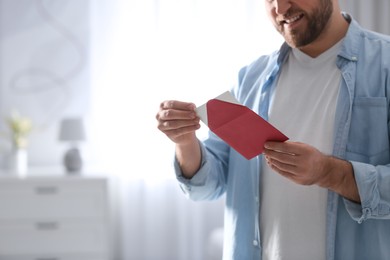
[156,0,390,259]
[269,0,345,56]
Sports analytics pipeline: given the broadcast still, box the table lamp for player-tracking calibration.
[58,117,86,173]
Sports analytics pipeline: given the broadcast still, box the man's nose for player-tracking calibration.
[274,0,291,15]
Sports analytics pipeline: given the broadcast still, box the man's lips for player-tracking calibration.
[278,13,304,25]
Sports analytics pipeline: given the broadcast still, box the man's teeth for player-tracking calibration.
[285,15,302,24]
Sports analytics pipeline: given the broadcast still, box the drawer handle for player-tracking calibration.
[35,221,59,230]
[35,186,59,195]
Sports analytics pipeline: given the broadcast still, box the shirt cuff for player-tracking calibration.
[344,161,383,223]
[174,142,209,193]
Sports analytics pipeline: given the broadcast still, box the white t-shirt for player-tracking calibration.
[260,41,343,260]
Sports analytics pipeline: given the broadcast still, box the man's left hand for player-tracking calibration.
[263,141,360,202]
[263,141,329,186]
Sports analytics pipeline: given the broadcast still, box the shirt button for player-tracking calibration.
[253,240,259,246]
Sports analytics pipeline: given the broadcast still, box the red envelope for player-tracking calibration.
[206,99,288,160]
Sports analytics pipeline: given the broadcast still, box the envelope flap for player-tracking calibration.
[206,99,248,130]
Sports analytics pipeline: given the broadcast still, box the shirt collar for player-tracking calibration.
[338,12,360,62]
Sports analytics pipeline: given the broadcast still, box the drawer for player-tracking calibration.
[0,178,107,219]
[0,219,109,254]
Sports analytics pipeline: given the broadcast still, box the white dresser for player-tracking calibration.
[0,176,110,260]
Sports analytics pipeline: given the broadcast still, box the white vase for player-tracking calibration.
[9,148,28,177]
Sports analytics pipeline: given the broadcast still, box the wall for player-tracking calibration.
[0,0,90,168]
[340,0,390,35]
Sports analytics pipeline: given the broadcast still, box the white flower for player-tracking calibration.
[6,111,32,149]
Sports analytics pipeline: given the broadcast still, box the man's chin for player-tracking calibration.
[282,34,299,48]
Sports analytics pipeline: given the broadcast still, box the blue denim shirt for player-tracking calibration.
[175,15,390,260]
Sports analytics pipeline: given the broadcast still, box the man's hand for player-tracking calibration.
[156,100,202,178]
[263,141,329,186]
[156,100,200,145]
[264,141,360,203]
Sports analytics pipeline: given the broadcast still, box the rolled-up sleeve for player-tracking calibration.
[344,161,390,223]
[174,141,226,201]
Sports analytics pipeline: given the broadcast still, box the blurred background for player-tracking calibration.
[0,0,389,259]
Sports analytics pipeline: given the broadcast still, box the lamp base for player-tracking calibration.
[63,147,82,173]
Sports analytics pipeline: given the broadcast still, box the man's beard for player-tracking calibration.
[278,0,333,48]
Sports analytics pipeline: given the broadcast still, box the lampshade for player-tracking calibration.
[59,117,86,142]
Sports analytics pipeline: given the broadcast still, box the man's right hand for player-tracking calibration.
[156,100,201,145]
[156,100,202,177]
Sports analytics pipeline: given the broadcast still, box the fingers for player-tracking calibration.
[159,100,196,111]
[156,100,201,144]
[264,151,308,185]
[163,124,201,139]
[264,141,299,156]
[264,141,327,186]
[156,108,197,123]
[264,141,300,172]
[265,152,297,172]
[157,100,197,121]
[158,117,199,131]
[264,147,297,165]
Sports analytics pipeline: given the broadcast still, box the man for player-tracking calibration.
[156,0,390,259]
